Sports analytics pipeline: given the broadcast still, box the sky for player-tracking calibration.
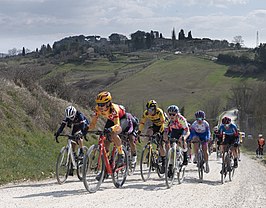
[0,0,266,53]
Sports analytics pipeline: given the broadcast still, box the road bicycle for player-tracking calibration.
[139,133,164,182]
[221,144,235,184]
[82,131,128,193]
[120,133,137,175]
[55,132,88,184]
[165,137,186,188]
[192,140,206,182]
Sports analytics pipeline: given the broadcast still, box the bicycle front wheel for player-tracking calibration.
[112,147,128,188]
[177,152,185,184]
[83,145,105,193]
[165,148,176,188]
[77,146,89,181]
[56,147,70,184]
[140,145,152,182]
[197,152,204,182]
[228,157,235,181]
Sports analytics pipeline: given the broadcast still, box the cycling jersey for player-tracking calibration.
[56,111,89,136]
[167,114,189,134]
[190,120,211,141]
[90,103,126,133]
[139,108,165,133]
[218,123,238,137]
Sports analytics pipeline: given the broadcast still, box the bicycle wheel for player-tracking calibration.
[56,147,70,184]
[165,148,176,188]
[140,145,152,182]
[77,146,89,181]
[177,152,185,184]
[112,147,128,188]
[197,152,204,182]
[228,156,235,181]
[83,145,105,193]
[221,163,226,184]
[156,154,164,178]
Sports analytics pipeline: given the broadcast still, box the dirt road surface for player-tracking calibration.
[1,153,265,208]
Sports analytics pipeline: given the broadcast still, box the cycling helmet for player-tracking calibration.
[146,100,157,109]
[65,106,77,120]
[195,110,205,119]
[222,116,231,125]
[167,105,179,114]
[95,91,112,104]
[259,134,263,137]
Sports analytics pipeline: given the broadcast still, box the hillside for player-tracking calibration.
[0,79,96,185]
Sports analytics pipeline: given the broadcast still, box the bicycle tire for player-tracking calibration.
[140,145,152,182]
[156,154,164,178]
[165,148,176,188]
[177,152,185,184]
[221,163,226,184]
[228,156,235,181]
[56,147,70,184]
[83,145,105,193]
[76,146,89,181]
[197,151,204,182]
[112,146,128,188]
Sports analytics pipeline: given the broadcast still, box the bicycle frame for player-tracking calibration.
[97,133,117,174]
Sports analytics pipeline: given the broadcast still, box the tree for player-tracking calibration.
[255,43,266,66]
[178,29,185,40]
[130,30,146,50]
[22,47,26,56]
[172,28,176,48]
[187,31,193,40]
[109,33,121,44]
[232,36,244,49]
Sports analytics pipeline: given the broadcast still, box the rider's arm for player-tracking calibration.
[158,109,165,133]
[88,107,99,130]
[138,112,147,132]
[78,112,90,135]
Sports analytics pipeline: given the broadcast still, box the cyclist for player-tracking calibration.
[218,116,239,168]
[166,105,190,166]
[190,110,211,173]
[88,91,138,167]
[257,134,265,157]
[138,100,167,173]
[54,105,89,175]
[213,126,221,158]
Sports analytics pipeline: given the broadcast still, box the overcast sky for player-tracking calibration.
[0,0,265,53]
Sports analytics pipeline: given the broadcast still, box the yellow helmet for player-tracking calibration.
[95,91,112,104]
[146,100,157,109]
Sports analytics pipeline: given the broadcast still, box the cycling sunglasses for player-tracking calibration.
[169,113,177,116]
[148,107,155,112]
[196,118,203,120]
[97,103,107,107]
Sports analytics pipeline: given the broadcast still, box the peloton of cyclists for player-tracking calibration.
[165,105,190,165]
[54,105,89,175]
[190,110,211,173]
[138,100,167,173]
[218,116,239,168]
[88,91,139,167]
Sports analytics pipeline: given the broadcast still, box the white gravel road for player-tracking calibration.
[1,153,265,208]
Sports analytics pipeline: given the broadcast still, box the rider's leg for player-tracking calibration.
[128,134,137,164]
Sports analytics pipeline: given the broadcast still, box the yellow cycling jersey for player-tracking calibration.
[139,108,165,133]
[89,103,126,133]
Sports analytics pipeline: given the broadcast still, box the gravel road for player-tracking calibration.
[1,153,265,208]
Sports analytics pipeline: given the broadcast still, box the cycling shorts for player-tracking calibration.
[222,135,238,147]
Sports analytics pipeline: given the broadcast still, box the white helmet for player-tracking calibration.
[65,106,77,120]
